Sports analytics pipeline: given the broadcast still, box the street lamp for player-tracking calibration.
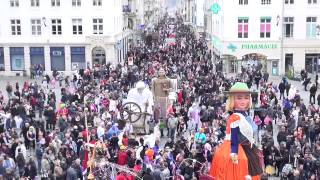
[42,17,47,27]
[276,15,280,26]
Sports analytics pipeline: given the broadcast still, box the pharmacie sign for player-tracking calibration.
[241,43,278,49]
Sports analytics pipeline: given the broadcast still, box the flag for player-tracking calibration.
[82,149,89,175]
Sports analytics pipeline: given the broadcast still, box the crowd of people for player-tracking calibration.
[30,64,45,79]
[0,14,319,180]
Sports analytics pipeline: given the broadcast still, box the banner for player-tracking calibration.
[11,55,24,71]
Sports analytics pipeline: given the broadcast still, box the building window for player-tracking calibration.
[51,19,62,35]
[50,47,65,71]
[283,17,294,38]
[93,0,102,6]
[51,0,60,6]
[308,0,317,4]
[10,0,19,7]
[261,0,271,4]
[71,47,86,70]
[238,18,248,38]
[93,18,103,34]
[0,48,5,71]
[239,0,248,5]
[31,0,39,7]
[30,47,45,70]
[72,0,81,6]
[285,0,294,4]
[72,19,83,35]
[31,19,41,35]
[11,19,21,35]
[10,47,25,71]
[260,17,271,38]
[306,17,317,38]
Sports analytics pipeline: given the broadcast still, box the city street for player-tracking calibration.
[0,74,315,180]
[1,0,320,179]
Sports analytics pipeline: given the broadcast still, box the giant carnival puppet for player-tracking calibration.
[151,68,172,120]
[209,82,263,180]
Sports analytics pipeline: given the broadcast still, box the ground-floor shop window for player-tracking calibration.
[305,53,320,74]
[50,47,65,71]
[71,46,86,70]
[30,47,45,70]
[10,47,24,71]
[0,47,4,71]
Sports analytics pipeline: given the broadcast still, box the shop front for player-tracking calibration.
[283,42,320,75]
[305,53,320,74]
[50,47,65,71]
[30,47,45,70]
[10,47,25,71]
[222,41,280,75]
[92,46,106,67]
[0,47,4,71]
[71,47,86,71]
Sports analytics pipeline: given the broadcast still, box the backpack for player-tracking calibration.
[284,100,291,109]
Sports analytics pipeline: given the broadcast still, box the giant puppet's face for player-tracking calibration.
[158,68,165,77]
[233,93,251,111]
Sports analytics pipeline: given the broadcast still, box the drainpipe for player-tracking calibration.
[280,0,285,76]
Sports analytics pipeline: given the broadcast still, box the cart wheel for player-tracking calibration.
[120,102,142,123]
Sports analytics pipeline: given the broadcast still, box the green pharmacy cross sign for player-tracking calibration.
[210,3,221,14]
[227,43,237,52]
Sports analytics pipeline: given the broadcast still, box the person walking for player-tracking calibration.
[167,112,178,141]
[310,83,317,104]
[317,93,320,106]
[278,81,286,100]
[285,83,291,97]
[5,82,13,99]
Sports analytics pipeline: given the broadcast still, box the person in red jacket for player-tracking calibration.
[117,145,128,166]
[177,89,184,105]
[122,134,129,147]
[116,172,127,180]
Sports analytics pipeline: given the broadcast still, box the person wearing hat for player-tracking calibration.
[117,145,128,166]
[209,82,263,179]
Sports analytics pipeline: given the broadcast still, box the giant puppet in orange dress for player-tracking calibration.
[209,82,263,180]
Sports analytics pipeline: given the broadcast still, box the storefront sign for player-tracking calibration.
[241,43,278,49]
[52,51,62,56]
[210,3,221,14]
[227,43,237,52]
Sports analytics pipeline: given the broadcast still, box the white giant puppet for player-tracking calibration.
[127,81,154,114]
[126,81,154,134]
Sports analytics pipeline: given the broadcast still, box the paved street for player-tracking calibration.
[1,75,312,180]
[1,0,319,179]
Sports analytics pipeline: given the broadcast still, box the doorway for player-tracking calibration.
[92,47,106,67]
[285,53,293,73]
[242,53,268,72]
[222,54,237,73]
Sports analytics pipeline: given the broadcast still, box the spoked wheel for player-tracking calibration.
[120,102,142,123]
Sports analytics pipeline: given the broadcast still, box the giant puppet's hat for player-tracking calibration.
[226,82,255,94]
[229,82,250,93]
